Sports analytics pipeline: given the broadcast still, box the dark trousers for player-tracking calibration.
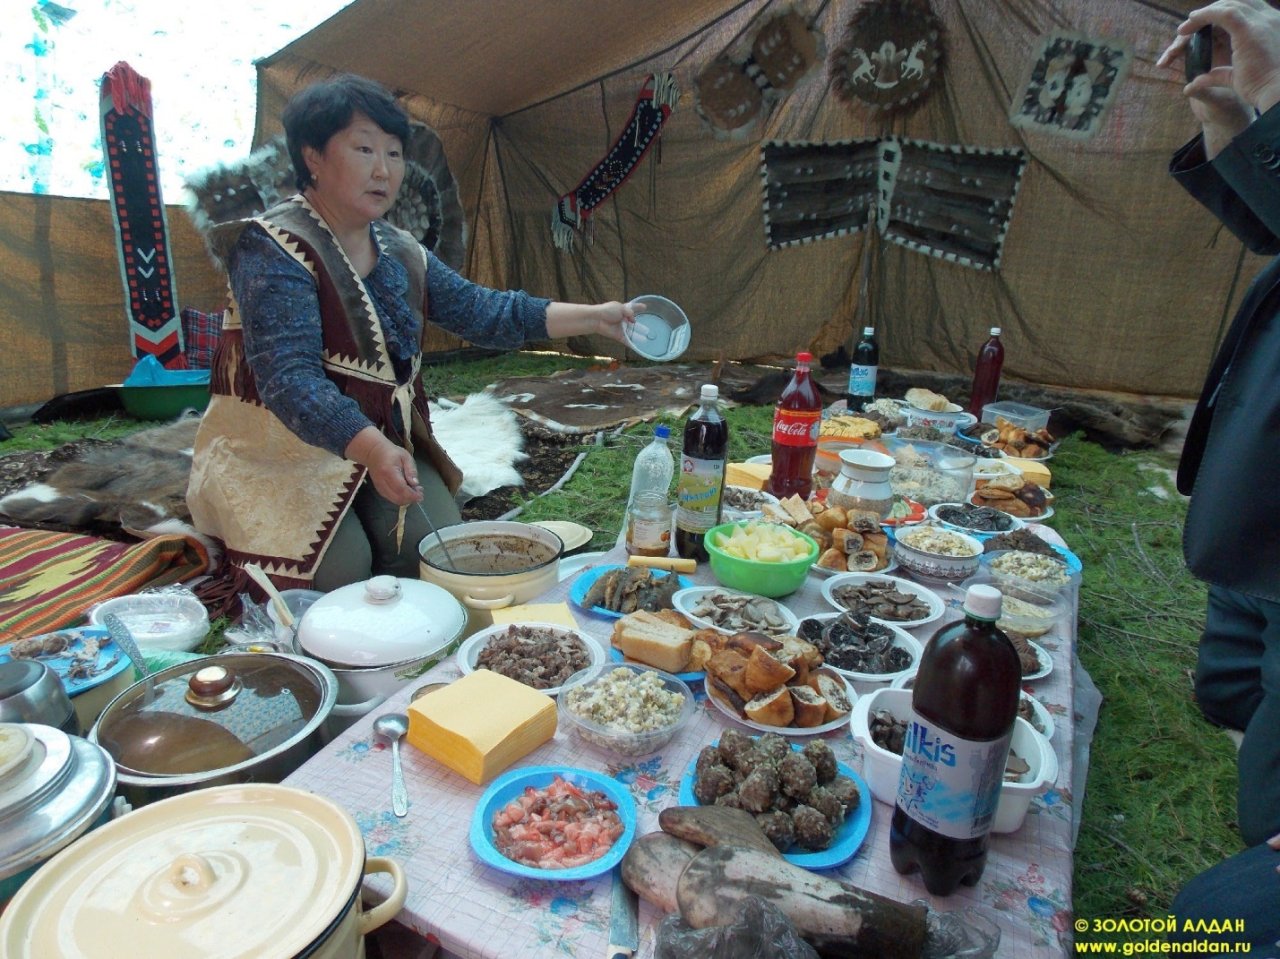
[312,454,461,592]
[1169,841,1280,956]
[1195,585,1280,846]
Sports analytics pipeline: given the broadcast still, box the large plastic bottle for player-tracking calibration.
[889,583,1021,895]
[967,327,1005,418]
[766,352,822,501]
[675,385,728,561]
[623,425,675,556]
[845,327,879,411]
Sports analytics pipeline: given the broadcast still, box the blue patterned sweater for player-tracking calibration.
[228,223,550,457]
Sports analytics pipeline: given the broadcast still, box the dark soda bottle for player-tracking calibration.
[890,583,1021,895]
[967,327,1005,418]
[766,352,822,501]
[675,384,728,561]
[845,327,879,411]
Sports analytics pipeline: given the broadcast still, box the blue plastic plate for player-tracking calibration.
[569,564,691,619]
[470,765,637,881]
[677,741,873,870]
[0,626,131,698]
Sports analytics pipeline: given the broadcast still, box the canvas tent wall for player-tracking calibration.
[252,0,1261,400]
[0,0,1263,409]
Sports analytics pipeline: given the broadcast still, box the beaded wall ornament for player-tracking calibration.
[827,0,945,118]
[100,61,184,368]
[551,73,678,251]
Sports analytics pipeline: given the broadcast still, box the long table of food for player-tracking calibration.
[284,529,1077,959]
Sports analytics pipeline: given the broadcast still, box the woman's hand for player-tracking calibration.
[545,300,638,345]
[344,426,423,506]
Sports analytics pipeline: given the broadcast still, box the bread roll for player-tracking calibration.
[744,687,795,727]
[815,505,848,531]
[816,548,847,572]
[809,672,851,722]
[708,649,753,700]
[745,645,796,693]
[832,528,863,554]
[789,686,828,728]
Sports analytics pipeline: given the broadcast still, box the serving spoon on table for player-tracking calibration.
[373,712,410,817]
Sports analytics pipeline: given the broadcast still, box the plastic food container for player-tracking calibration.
[982,401,1050,434]
[90,593,209,653]
[850,687,1058,833]
[558,663,695,756]
[880,437,976,507]
[980,549,1079,599]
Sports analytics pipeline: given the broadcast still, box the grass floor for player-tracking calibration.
[0,352,1237,928]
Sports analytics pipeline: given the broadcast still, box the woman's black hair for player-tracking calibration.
[282,74,411,190]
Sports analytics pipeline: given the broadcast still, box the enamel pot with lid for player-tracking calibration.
[88,652,337,807]
[295,576,469,709]
[0,783,407,959]
[418,520,563,631]
[0,722,116,904]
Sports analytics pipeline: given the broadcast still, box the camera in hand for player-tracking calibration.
[1185,25,1214,82]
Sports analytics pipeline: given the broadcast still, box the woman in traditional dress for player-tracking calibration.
[188,74,633,591]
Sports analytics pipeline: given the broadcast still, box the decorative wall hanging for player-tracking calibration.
[828,0,945,118]
[694,10,825,140]
[100,62,183,368]
[185,123,468,269]
[761,137,1027,271]
[552,73,678,250]
[1010,33,1132,140]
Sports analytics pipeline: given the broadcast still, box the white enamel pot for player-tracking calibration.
[0,784,407,959]
[418,521,563,632]
[296,577,469,714]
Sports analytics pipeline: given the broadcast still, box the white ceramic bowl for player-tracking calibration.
[457,622,606,696]
[671,586,801,638]
[926,502,1024,537]
[892,524,984,582]
[819,619,922,695]
[850,687,1058,833]
[90,593,209,652]
[720,485,780,522]
[818,573,945,629]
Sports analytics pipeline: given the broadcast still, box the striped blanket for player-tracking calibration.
[0,526,209,645]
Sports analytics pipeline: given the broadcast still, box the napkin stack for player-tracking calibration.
[406,670,557,784]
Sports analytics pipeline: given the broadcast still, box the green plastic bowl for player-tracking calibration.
[117,383,211,420]
[704,520,819,598]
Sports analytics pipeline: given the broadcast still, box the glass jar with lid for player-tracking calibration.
[626,490,673,557]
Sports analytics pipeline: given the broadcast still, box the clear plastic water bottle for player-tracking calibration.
[620,425,675,551]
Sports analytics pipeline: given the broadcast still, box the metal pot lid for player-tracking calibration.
[298,575,468,668]
[91,653,334,778]
[0,723,116,879]
[0,784,365,959]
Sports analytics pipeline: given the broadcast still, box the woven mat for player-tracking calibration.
[0,526,209,644]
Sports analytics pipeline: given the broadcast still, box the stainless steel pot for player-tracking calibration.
[0,784,406,959]
[0,661,78,734]
[418,520,564,631]
[88,652,337,807]
[0,723,116,904]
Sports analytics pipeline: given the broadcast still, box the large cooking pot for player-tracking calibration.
[296,576,469,712]
[418,520,564,631]
[88,652,337,807]
[0,723,116,905]
[0,783,407,959]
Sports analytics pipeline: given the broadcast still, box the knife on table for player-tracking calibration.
[608,865,639,959]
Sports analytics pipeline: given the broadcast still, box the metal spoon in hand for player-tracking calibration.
[373,712,410,817]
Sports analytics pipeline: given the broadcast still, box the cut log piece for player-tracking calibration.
[620,831,700,913]
[657,805,781,856]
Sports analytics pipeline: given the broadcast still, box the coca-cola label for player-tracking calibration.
[772,408,820,447]
[894,714,1012,840]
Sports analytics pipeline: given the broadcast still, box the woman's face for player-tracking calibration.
[303,111,405,227]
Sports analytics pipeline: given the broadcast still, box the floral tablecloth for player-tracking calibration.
[284,537,1077,958]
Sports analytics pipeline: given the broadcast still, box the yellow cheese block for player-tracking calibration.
[406,670,556,784]
[490,603,580,629]
[726,462,772,490]
[1002,457,1052,489]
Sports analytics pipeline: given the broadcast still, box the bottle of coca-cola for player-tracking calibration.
[766,352,822,501]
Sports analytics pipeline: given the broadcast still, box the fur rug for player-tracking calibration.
[0,393,525,551]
